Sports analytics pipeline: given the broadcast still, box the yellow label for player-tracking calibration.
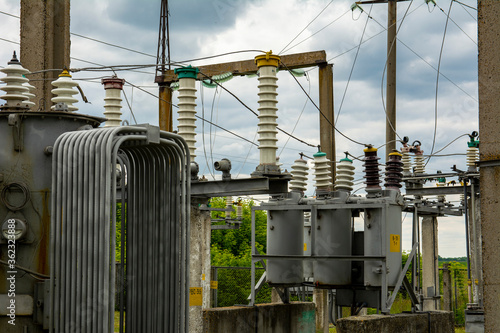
[389,234,400,252]
[189,287,202,306]
[304,243,307,252]
[202,274,205,281]
[210,281,218,289]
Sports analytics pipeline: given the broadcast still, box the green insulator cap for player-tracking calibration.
[437,177,446,183]
[174,65,199,79]
[467,139,479,148]
[313,151,326,158]
[340,152,352,163]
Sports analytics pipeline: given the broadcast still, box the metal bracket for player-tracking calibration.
[385,242,418,311]
[8,113,23,151]
[275,287,290,304]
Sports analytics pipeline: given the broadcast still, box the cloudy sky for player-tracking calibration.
[0,0,479,257]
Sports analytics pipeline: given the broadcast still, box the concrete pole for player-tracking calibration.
[468,194,483,306]
[189,198,212,333]
[386,0,397,162]
[319,63,335,182]
[421,216,439,311]
[159,84,173,131]
[20,0,70,111]
[478,3,500,330]
[442,263,452,311]
[313,289,328,333]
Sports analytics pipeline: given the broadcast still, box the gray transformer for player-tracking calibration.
[266,206,304,286]
[362,190,403,287]
[313,197,352,287]
[0,111,102,331]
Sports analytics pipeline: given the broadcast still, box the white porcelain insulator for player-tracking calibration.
[257,66,278,165]
[402,151,412,175]
[304,212,311,224]
[22,81,36,108]
[289,158,309,192]
[467,147,479,168]
[103,88,123,127]
[177,77,197,158]
[225,196,233,218]
[414,155,425,174]
[436,181,446,202]
[313,154,332,190]
[51,75,79,112]
[236,205,243,219]
[335,160,355,192]
[0,55,30,108]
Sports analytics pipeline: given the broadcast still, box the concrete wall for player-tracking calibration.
[336,311,454,333]
[202,302,316,333]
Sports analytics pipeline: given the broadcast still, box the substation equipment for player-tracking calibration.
[0,53,191,333]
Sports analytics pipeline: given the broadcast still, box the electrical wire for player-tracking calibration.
[280,61,369,147]
[457,1,477,21]
[335,5,372,125]
[196,70,317,148]
[200,84,216,179]
[436,3,477,45]
[425,133,469,163]
[121,87,138,125]
[278,72,311,157]
[281,8,351,55]
[427,0,454,167]
[452,0,476,12]
[210,86,221,179]
[278,0,335,55]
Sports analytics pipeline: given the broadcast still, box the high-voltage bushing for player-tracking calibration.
[363,146,381,195]
[175,66,199,159]
[467,131,479,172]
[0,52,32,110]
[51,69,79,112]
[313,150,332,196]
[413,141,425,174]
[400,136,412,176]
[363,191,403,287]
[23,80,36,109]
[384,151,403,190]
[265,196,304,286]
[335,153,355,192]
[313,192,352,286]
[437,172,446,202]
[101,75,125,126]
[252,51,281,176]
[289,155,308,193]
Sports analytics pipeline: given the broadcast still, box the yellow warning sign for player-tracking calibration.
[202,274,205,281]
[189,287,202,306]
[390,234,400,252]
[210,281,218,289]
[304,243,307,252]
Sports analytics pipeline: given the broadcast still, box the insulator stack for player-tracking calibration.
[304,211,311,224]
[467,146,479,170]
[401,151,411,176]
[51,69,79,112]
[255,52,280,165]
[335,154,355,192]
[313,150,332,193]
[289,157,308,193]
[384,151,403,190]
[0,52,31,109]
[236,204,243,220]
[175,66,199,159]
[102,76,125,126]
[414,154,425,174]
[363,147,381,190]
[225,196,233,219]
[23,80,36,108]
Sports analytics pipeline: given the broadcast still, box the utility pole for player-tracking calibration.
[156,0,173,131]
[20,0,70,111]
[478,0,500,331]
[356,0,408,161]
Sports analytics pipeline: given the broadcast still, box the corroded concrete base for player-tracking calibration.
[336,311,454,333]
[203,302,316,333]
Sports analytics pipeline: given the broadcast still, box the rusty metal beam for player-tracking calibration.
[155,50,327,83]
